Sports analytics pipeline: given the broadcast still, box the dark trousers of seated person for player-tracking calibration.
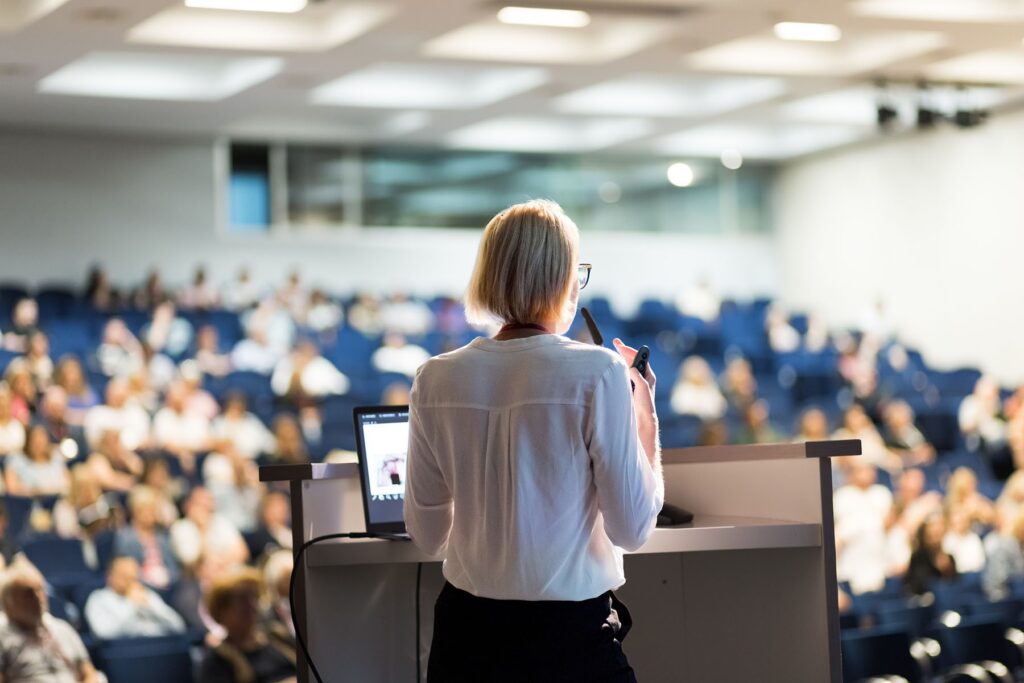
[428,582,637,683]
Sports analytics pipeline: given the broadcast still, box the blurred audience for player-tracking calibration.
[85,557,186,639]
[904,513,957,595]
[4,425,70,497]
[113,486,179,590]
[670,357,727,421]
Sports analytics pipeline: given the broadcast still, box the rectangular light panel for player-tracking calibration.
[446,116,652,153]
[38,52,282,100]
[310,63,548,109]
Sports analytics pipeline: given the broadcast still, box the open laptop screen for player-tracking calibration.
[353,405,409,534]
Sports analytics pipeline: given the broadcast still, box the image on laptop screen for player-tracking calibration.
[354,406,410,534]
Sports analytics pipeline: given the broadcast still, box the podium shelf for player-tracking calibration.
[305,515,821,568]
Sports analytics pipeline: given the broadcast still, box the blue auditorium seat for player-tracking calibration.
[875,601,936,639]
[36,285,77,322]
[930,616,1015,672]
[841,625,922,682]
[2,495,33,544]
[21,535,99,592]
[93,635,195,683]
[0,349,18,375]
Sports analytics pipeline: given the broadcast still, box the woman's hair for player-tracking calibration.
[205,566,264,624]
[465,199,579,326]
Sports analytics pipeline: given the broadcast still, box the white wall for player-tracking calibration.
[775,110,1024,384]
[0,129,778,315]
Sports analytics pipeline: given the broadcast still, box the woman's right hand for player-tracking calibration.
[613,339,659,466]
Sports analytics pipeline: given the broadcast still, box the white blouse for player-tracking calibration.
[404,334,663,602]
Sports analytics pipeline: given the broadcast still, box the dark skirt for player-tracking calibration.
[427,582,638,683]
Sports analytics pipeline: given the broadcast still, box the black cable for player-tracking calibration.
[289,531,410,683]
[415,561,423,683]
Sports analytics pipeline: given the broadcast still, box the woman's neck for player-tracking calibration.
[494,321,555,341]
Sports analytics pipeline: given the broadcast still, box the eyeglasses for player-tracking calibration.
[578,263,592,290]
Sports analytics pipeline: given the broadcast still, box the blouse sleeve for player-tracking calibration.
[403,376,453,556]
[585,359,663,552]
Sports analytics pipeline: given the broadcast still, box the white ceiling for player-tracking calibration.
[2,0,1024,159]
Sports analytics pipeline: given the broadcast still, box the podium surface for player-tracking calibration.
[261,439,860,683]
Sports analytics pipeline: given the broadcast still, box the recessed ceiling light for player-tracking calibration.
[184,0,307,13]
[497,6,590,28]
[667,162,694,187]
[721,149,743,170]
[773,22,842,42]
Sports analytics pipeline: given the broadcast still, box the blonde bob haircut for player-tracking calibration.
[465,199,579,326]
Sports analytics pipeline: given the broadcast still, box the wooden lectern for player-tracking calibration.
[260,438,860,683]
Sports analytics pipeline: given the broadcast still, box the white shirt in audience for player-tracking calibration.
[170,514,246,567]
[0,419,25,456]
[153,408,210,452]
[834,483,893,594]
[380,300,433,337]
[212,412,275,459]
[670,383,727,421]
[84,403,151,449]
[371,343,430,378]
[943,530,986,574]
[85,586,186,639]
[271,356,349,397]
[230,339,280,375]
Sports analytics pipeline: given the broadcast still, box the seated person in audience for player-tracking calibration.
[834,460,892,594]
[278,271,308,323]
[765,305,800,353]
[946,467,996,528]
[132,269,166,311]
[4,360,36,425]
[380,381,411,406]
[86,428,143,492]
[85,557,186,640]
[675,278,720,322]
[84,377,151,450]
[370,332,430,378]
[803,313,829,353]
[213,393,275,461]
[891,468,942,537]
[143,300,193,358]
[153,381,211,473]
[246,492,292,560]
[138,341,177,402]
[434,296,469,342]
[720,357,758,413]
[181,361,220,420]
[904,512,957,595]
[2,299,39,353]
[997,470,1024,526]
[794,407,829,442]
[171,487,249,572]
[231,328,281,375]
[114,485,179,590]
[84,266,118,312]
[958,376,1007,462]
[33,386,84,454]
[0,560,100,683]
[203,447,261,533]
[5,425,70,497]
[982,508,1024,600]
[0,384,26,457]
[199,567,297,683]
[670,357,727,421]
[0,503,14,568]
[943,507,986,574]
[140,458,183,527]
[270,340,349,403]
[347,293,384,336]
[379,293,433,338]
[305,289,343,336]
[266,415,308,465]
[243,297,295,358]
[1009,406,1024,473]
[735,399,780,445]
[95,317,143,378]
[54,356,99,425]
[696,419,729,447]
[179,266,220,311]
[24,332,52,390]
[262,550,294,638]
[222,267,260,313]
[194,325,233,378]
[881,400,936,466]
[53,464,120,540]
[833,404,902,474]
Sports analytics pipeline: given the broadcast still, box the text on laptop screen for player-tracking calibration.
[358,409,409,526]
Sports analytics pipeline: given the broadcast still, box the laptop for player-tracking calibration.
[353,405,410,536]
